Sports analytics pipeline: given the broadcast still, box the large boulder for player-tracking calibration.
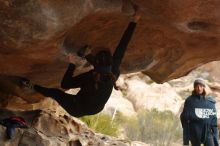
[0,0,220,88]
[120,75,183,114]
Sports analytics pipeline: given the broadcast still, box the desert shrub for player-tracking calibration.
[80,109,182,145]
[80,113,119,137]
[115,109,182,146]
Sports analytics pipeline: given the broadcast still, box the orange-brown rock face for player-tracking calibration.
[1,0,220,87]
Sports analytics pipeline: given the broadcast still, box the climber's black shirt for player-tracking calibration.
[34,22,137,117]
[61,22,136,113]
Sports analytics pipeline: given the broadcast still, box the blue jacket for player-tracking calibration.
[180,94,219,146]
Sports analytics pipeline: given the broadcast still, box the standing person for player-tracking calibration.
[180,78,219,146]
[21,5,141,117]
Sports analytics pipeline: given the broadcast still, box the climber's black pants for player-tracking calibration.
[34,85,83,117]
[190,134,215,146]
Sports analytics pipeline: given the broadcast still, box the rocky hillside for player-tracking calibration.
[103,61,220,117]
[103,74,183,116]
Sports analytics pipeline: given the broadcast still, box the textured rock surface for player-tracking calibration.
[102,89,136,117]
[1,0,220,89]
[199,61,220,82]
[118,74,183,114]
[0,109,148,146]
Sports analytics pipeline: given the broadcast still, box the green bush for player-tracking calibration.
[80,109,182,145]
[115,109,182,146]
[80,113,119,137]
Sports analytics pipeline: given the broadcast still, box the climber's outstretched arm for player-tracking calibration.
[112,4,141,75]
[61,54,91,89]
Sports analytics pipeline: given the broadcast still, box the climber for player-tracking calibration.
[180,78,219,146]
[21,4,141,117]
[0,116,28,139]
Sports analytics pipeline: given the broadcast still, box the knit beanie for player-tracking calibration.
[194,78,206,87]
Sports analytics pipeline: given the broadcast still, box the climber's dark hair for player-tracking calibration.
[93,71,119,90]
[93,49,118,90]
[95,50,113,67]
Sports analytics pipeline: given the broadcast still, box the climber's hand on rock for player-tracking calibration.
[131,3,141,22]
[68,54,76,63]
[77,45,92,58]
[68,53,87,67]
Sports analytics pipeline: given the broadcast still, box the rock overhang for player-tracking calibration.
[1,0,220,87]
